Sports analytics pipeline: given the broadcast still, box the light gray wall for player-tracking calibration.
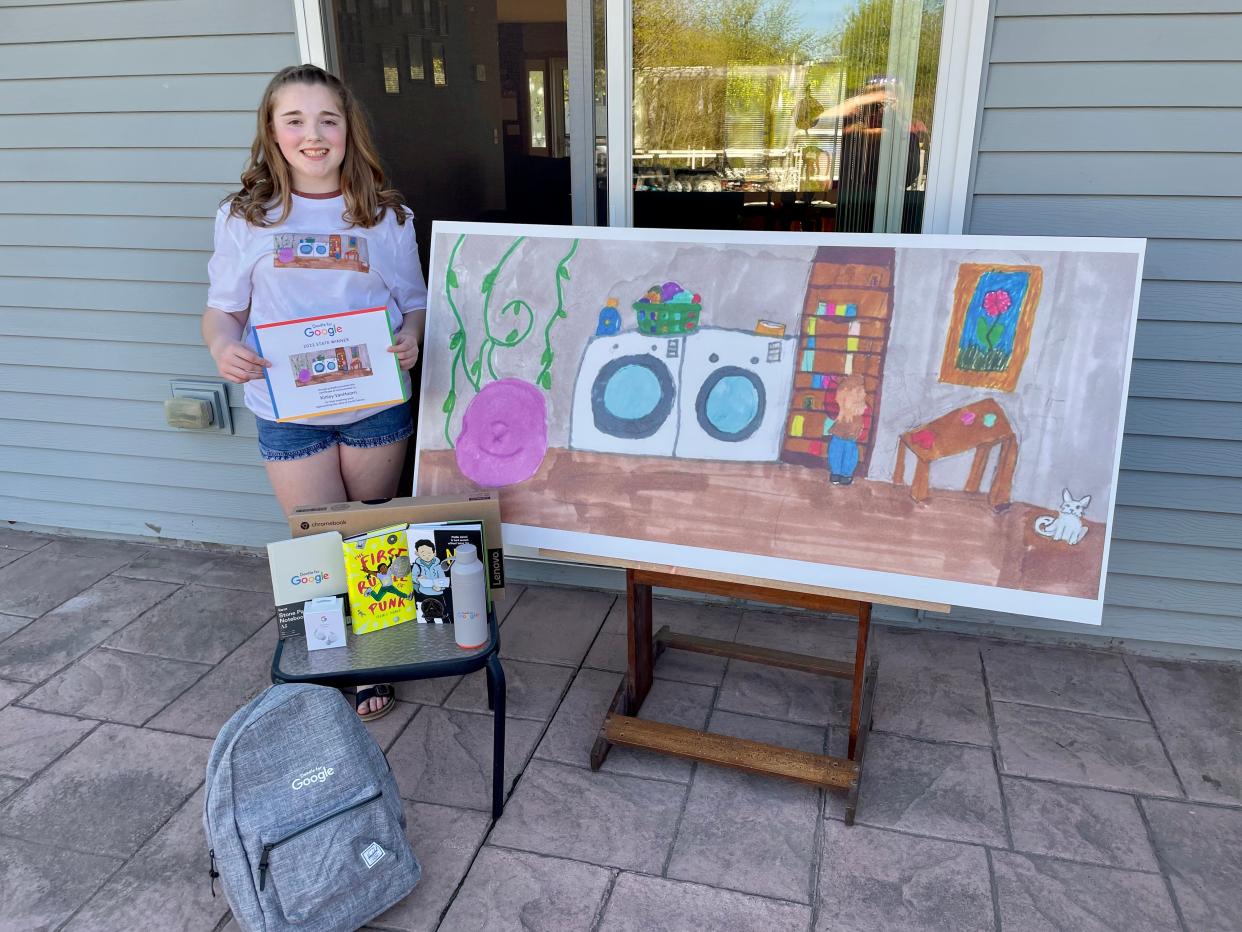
[0,0,297,545]
[5,0,1239,653]
[952,0,1242,650]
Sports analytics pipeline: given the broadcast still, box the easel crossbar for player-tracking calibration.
[656,627,855,678]
[603,714,858,790]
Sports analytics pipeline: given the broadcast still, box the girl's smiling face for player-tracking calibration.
[271,82,346,193]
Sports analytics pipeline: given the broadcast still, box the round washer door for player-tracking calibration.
[695,366,765,442]
[590,354,676,439]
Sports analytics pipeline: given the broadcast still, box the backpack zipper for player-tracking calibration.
[257,789,383,892]
[203,687,305,866]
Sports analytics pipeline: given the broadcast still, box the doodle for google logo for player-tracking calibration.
[291,570,332,585]
[305,324,343,337]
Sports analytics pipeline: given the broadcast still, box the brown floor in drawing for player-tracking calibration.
[418,448,1104,599]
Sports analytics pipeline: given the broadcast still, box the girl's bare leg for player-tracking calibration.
[339,438,408,502]
[264,445,348,516]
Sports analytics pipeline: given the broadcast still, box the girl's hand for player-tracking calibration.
[388,328,421,370]
[211,339,271,383]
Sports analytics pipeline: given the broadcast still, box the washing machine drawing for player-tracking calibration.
[674,327,796,461]
[569,331,685,456]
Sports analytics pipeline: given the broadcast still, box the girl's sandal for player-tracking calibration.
[354,684,395,722]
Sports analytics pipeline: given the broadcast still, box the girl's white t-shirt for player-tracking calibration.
[206,192,427,426]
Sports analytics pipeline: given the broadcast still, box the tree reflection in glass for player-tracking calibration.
[631,0,942,233]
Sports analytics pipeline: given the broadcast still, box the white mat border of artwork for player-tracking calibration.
[415,222,1148,627]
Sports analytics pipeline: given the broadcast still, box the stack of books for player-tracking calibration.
[341,521,486,635]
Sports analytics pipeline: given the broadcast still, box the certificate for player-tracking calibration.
[253,306,407,422]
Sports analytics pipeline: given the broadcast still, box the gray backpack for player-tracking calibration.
[204,684,420,932]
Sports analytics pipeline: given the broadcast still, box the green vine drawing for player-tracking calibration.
[538,239,578,389]
[441,235,579,448]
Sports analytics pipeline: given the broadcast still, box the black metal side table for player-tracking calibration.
[271,609,507,819]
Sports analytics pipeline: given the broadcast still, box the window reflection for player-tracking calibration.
[631,0,942,233]
[529,68,548,150]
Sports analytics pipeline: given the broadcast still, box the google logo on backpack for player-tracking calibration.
[291,766,335,790]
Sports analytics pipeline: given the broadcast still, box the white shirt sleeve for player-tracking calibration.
[206,205,253,313]
[389,208,428,317]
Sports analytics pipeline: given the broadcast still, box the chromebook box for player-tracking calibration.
[288,491,506,598]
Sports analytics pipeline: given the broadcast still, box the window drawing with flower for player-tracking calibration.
[939,264,1043,392]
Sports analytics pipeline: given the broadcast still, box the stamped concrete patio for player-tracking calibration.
[1,527,1240,932]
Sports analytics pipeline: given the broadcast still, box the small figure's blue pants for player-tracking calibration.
[828,436,859,477]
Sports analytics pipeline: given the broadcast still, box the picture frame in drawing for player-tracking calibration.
[938,263,1043,392]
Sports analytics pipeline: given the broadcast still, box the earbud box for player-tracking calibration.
[304,596,347,651]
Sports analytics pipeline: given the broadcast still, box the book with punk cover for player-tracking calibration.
[342,523,417,634]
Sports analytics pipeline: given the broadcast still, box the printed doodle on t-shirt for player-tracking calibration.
[274,233,370,272]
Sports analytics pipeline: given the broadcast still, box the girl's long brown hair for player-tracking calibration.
[225,64,407,229]
[835,375,868,425]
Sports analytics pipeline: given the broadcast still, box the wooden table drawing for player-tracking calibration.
[893,398,1018,510]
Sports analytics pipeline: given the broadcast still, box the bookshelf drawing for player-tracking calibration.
[779,246,896,475]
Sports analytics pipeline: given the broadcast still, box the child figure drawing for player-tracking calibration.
[413,540,448,596]
[365,561,411,602]
[827,375,871,486]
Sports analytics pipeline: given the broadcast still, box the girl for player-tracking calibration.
[204,64,424,721]
[827,375,871,485]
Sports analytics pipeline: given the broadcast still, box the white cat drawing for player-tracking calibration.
[1033,489,1091,545]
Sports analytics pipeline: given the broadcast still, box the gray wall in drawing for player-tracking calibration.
[872,248,1139,522]
[420,234,1134,521]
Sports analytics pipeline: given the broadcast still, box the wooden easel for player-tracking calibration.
[540,551,948,824]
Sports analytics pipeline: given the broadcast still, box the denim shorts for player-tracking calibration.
[255,403,414,462]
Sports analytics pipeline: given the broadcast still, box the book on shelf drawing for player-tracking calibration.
[342,523,417,634]
[406,522,487,625]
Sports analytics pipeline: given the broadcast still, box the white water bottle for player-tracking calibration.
[451,543,488,649]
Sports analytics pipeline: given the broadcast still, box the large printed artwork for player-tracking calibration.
[413,223,1145,624]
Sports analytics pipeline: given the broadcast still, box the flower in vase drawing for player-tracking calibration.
[955,269,1033,374]
[982,289,1012,318]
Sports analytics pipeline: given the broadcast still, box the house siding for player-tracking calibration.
[3,0,1238,649]
[0,0,298,546]
[954,1,1242,648]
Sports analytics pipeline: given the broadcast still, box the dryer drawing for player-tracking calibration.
[675,328,796,461]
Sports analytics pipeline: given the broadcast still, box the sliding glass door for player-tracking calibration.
[323,0,959,241]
